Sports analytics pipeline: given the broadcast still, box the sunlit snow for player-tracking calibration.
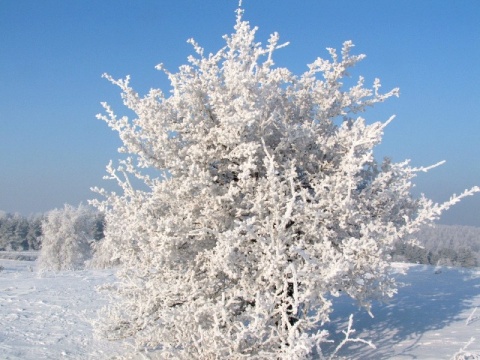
[0,256,479,359]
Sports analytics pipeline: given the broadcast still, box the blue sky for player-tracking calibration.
[1,0,479,226]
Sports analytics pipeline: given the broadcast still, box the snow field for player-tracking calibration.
[0,258,479,359]
[0,259,125,359]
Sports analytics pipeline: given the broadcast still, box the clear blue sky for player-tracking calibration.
[1,0,479,226]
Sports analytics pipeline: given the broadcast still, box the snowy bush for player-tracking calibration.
[37,204,96,272]
[87,233,121,269]
[92,6,479,359]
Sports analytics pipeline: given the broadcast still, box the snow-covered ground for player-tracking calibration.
[0,257,479,359]
[0,258,126,359]
[327,263,480,359]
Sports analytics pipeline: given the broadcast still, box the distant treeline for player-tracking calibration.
[392,224,480,268]
[0,210,104,251]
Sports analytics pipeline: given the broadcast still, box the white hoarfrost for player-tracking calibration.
[91,7,479,359]
[37,204,96,272]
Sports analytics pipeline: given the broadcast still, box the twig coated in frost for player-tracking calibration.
[328,314,376,360]
[466,307,478,326]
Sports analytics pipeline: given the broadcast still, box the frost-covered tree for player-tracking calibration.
[26,214,43,250]
[0,212,44,251]
[37,204,96,271]
[92,6,479,359]
[87,217,121,270]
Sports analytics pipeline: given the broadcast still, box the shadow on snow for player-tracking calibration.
[322,264,480,359]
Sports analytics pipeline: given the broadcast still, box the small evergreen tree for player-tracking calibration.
[0,212,44,251]
[14,216,29,250]
[92,6,479,358]
[0,213,20,250]
[26,214,43,250]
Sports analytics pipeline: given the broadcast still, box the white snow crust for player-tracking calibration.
[0,257,479,359]
[0,258,125,359]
